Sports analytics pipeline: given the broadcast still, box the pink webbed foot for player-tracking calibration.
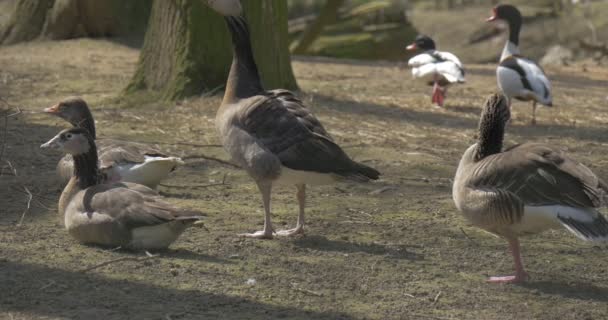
[238,230,274,239]
[275,225,304,237]
[487,272,529,284]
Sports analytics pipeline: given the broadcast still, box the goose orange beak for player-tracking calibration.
[44,103,60,114]
[406,43,417,51]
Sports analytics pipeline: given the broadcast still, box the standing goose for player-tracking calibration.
[487,4,552,125]
[44,98,184,188]
[211,6,380,239]
[41,127,204,249]
[453,93,608,283]
[406,35,465,107]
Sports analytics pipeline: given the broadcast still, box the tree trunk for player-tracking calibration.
[290,0,345,55]
[0,0,51,45]
[0,0,151,45]
[243,0,297,90]
[126,0,297,101]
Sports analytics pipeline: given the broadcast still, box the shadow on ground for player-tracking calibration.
[1,261,354,320]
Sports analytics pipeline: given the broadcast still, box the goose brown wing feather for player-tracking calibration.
[238,90,370,176]
[77,183,202,230]
[470,143,607,208]
[96,139,167,168]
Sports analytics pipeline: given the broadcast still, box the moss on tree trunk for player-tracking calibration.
[290,0,345,55]
[243,0,298,90]
[0,0,52,45]
[0,0,151,45]
[125,0,297,101]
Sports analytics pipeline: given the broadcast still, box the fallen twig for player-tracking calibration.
[81,252,160,273]
[183,154,239,168]
[0,98,22,163]
[17,186,33,226]
[459,227,479,247]
[4,160,33,226]
[161,173,228,189]
[433,291,442,304]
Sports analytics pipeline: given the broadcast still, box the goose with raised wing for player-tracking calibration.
[406,35,465,107]
[210,4,380,239]
[487,4,552,125]
[44,98,183,188]
[41,127,204,249]
[453,93,608,283]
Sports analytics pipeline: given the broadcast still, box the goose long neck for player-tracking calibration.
[474,108,505,162]
[72,140,101,189]
[71,108,96,139]
[223,16,264,105]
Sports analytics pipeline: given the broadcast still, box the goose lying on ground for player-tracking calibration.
[453,93,608,283]
[210,6,380,239]
[487,4,552,125]
[44,98,183,188]
[406,35,465,107]
[41,127,204,249]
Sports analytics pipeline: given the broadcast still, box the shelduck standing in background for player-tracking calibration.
[487,4,552,125]
[406,35,465,107]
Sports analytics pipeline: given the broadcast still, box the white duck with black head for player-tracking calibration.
[406,35,465,107]
[487,4,552,125]
[209,0,380,239]
[41,127,204,250]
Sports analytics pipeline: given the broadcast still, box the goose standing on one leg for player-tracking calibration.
[406,35,465,108]
[209,3,380,239]
[41,128,204,250]
[453,93,608,283]
[487,4,552,125]
[44,98,184,188]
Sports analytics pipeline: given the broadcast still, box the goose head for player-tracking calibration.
[41,127,93,156]
[406,35,436,52]
[44,98,96,138]
[206,0,242,16]
[486,4,522,26]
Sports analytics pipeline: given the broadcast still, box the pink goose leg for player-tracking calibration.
[487,237,529,283]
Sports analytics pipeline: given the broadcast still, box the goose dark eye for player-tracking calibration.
[66,133,72,139]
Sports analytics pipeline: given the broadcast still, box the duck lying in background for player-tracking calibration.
[453,93,608,283]
[406,35,465,107]
[487,4,552,125]
[41,128,204,250]
[209,5,380,239]
[44,98,183,188]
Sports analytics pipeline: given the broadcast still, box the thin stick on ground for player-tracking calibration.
[4,160,33,226]
[160,173,229,189]
[182,154,240,168]
[459,227,479,246]
[81,252,160,273]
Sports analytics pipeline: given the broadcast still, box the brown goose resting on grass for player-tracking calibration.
[453,93,608,283]
[41,127,204,250]
[44,98,183,189]
[210,3,380,239]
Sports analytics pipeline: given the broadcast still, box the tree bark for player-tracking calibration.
[290,0,345,55]
[0,0,151,45]
[0,0,51,45]
[243,0,297,90]
[126,0,297,101]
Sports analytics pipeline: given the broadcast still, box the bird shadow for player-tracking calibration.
[293,235,423,260]
[521,280,608,302]
[1,260,355,320]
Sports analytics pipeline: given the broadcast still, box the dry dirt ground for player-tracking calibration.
[1,39,608,320]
